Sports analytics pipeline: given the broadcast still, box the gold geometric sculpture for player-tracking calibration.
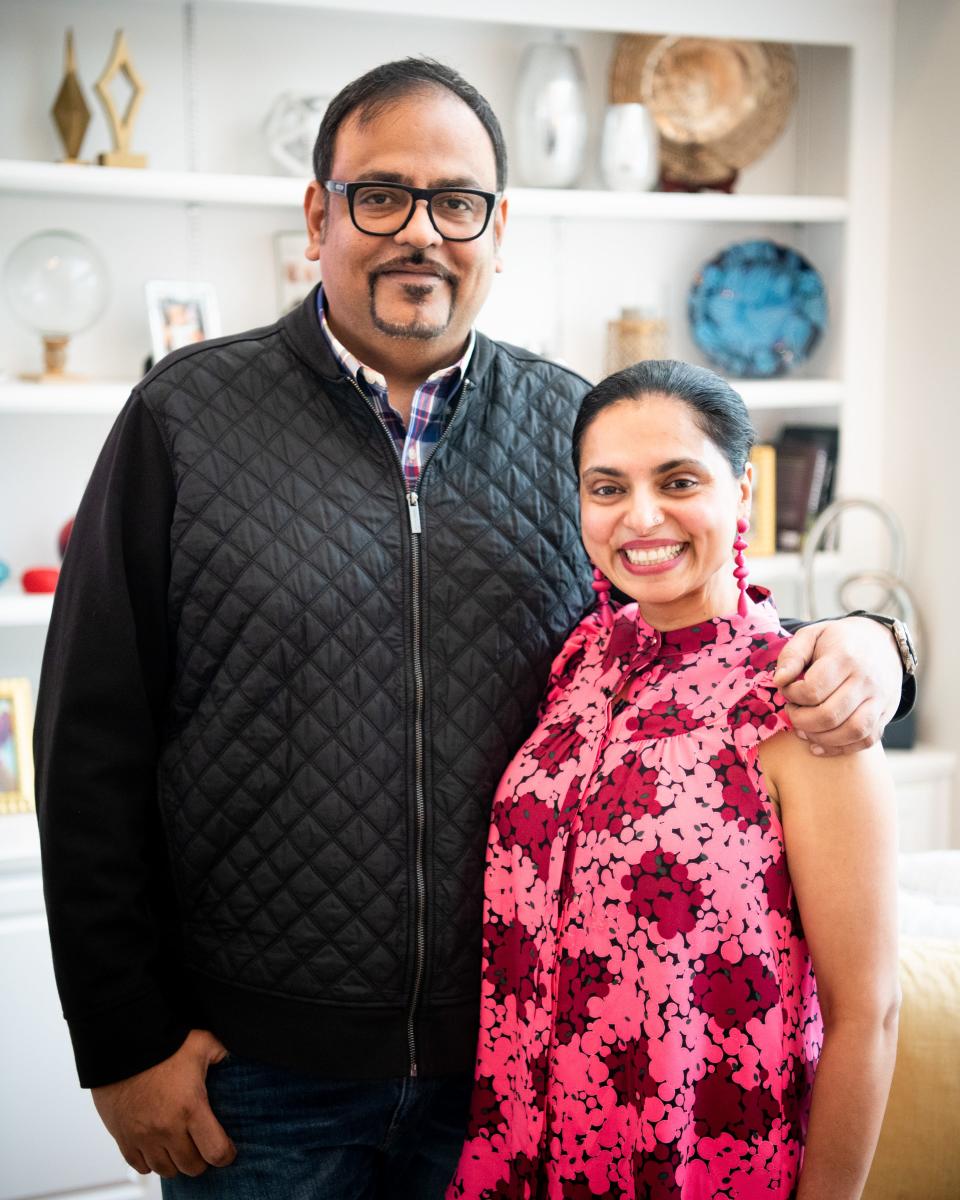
[94,29,148,169]
[51,29,91,164]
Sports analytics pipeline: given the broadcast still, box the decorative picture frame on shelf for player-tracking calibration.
[145,280,221,365]
[0,677,35,816]
[273,232,321,316]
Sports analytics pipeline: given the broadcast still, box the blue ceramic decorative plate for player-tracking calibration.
[688,239,827,378]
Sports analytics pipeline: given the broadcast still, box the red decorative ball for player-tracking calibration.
[59,516,75,559]
[22,567,60,593]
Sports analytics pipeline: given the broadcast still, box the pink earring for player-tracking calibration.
[592,567,614,628]
[733,517,749,617]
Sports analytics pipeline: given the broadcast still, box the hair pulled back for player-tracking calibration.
[571,360,756,478]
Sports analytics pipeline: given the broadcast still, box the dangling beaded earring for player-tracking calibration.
[733,517,750,617]
[592,567,614,628]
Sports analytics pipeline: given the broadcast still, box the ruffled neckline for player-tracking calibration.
[600,586,784,679]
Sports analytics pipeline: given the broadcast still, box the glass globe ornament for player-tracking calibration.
[3,230,109,381]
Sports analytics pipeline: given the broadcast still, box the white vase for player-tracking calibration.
[599,103,659,191]
[514,43,589,188]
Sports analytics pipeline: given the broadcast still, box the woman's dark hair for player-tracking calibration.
[571,360,756,477]
[313,58,507,192]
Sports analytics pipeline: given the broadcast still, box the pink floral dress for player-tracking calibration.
[447,588,822,1200]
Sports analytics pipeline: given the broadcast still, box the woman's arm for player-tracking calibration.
[759,734,900,1200]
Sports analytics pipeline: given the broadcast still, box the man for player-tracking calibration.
[35,59,911,1199]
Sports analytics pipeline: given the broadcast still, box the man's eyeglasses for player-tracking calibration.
[324,180,498,242]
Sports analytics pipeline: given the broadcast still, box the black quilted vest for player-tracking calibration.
[142,291,593,1077]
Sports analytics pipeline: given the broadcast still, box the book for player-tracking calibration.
[775,426,839,551]
[747,444,777,557]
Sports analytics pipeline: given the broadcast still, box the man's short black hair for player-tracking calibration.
[312,57,507,192]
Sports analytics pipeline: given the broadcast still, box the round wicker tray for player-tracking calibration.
[610,35,798,187]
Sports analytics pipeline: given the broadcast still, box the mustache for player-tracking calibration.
[369,252,457,285]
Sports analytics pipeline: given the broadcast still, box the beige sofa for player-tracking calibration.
[862,852,960,1200]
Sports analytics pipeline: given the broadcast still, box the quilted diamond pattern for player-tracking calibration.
[143,326,591,1010]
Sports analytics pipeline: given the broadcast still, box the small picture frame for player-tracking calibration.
[0,677,35,816]
[273,231,321,316]
[145,280,221,363]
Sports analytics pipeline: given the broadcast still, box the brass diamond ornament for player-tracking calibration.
[51,29,90,163]
[94,29,148,168]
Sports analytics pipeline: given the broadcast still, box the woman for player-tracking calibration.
[448,362,899,1200]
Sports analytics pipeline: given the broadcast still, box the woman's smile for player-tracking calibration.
[619,541,688,573]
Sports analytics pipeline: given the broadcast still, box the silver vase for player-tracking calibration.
[600,103,659,191]
[514,42,588,188]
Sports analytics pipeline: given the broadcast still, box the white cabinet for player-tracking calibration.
[0,818,156,1200]
[888,746,959,852]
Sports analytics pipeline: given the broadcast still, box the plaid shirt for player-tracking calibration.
[317,287,475,490]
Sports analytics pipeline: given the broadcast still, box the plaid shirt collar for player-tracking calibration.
[316,286,475,486]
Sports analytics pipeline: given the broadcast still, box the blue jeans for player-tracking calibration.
[161,1054,472,1200]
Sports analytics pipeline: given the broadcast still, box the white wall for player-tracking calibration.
[886,1,960,787]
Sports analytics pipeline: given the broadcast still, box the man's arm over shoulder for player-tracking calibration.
[34,390,188,1088]
[774,614,914,751]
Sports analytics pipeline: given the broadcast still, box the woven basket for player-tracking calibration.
[610,35,798,187]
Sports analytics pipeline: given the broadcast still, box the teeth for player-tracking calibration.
[623,544,685,565]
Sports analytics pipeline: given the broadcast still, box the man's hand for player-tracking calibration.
[91,1029,236,1179]
[772,617,903,756]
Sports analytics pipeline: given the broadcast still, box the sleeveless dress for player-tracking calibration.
[447,588,822,1200]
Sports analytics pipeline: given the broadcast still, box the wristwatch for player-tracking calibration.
[848,611,919,676]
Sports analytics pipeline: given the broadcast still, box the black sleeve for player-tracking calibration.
[779,616,917,722]
[34,391,191,1088]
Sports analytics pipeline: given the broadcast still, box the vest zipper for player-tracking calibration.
[346,373,472,1078]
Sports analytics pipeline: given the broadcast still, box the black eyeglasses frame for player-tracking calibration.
[323,179,498,242]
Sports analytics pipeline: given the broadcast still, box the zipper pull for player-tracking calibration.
[407,492,422,534]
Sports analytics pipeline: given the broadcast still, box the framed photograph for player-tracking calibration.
[274,231,321,315]
[145,280,221,363]
[0,677,35,816]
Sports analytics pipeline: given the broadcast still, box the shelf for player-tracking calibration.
[746,551,840,577]
[0,160,848,223]
[0,378,840,418]
[0,381,133,415]
[0,556,832,628]
[0,594,55,626]
[735,379,843,410]
[508,189,848,224]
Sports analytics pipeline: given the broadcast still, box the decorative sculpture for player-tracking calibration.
[51,29,91,163]
[94,30,147,168]
[263,93,330,177]
[800,496,920,649]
